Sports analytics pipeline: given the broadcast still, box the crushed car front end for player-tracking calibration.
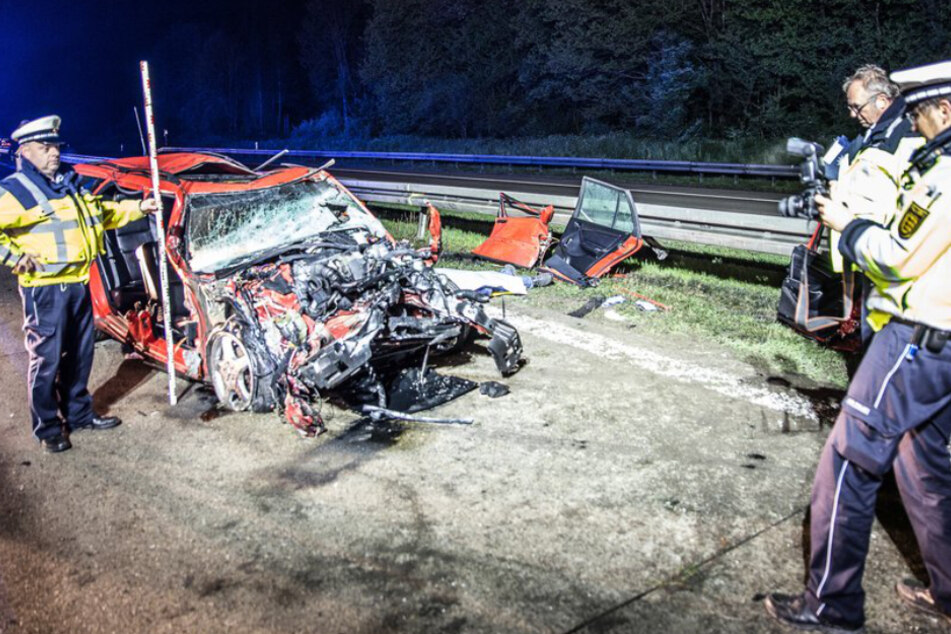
[189,171,521,435]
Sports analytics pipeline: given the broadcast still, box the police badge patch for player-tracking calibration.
[898,202,930,239]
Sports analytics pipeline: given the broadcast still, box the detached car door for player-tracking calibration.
[543,176,644,285]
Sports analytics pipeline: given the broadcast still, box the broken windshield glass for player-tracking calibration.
[187,178,387,272]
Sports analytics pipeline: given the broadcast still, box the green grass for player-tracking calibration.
[378,205,499,254]
[376,205,849,389]
[574,263,847,385]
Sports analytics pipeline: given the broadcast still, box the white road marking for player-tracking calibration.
[498,311,817,420]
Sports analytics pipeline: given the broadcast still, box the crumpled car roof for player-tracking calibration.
[102,152,256,176]
[76,153,319,195]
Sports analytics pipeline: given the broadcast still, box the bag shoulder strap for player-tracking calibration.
[805,222,824,251]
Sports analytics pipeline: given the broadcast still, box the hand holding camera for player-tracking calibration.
[813,193,852,232]
[777,138,831,220]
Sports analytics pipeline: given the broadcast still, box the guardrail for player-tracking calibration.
[0,149,112,171]
[342,177,809,257]
[164,146,801,180]
[3,144,800,179]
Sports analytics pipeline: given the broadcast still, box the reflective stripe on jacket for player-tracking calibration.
[0,165,144,286]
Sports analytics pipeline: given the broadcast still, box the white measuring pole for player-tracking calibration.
[140,61,178,405]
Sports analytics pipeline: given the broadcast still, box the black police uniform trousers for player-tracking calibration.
[20,281,96,440]
[805,319,951,625]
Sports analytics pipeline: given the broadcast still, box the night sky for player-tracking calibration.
[0,0,306,152]
[4,1,950,153]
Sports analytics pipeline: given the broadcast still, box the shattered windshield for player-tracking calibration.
[187,178,387,272]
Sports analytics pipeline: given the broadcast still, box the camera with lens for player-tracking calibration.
[778,138,832,220]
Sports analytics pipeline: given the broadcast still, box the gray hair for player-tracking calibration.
[842,64,900,99]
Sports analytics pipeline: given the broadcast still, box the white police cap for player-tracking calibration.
[891,60,951,105]
[11,115,63,145]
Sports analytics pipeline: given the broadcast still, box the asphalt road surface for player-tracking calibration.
[330,167,785,217]
[0,267,945,634]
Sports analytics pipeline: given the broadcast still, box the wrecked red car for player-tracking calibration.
[76,152,522,435]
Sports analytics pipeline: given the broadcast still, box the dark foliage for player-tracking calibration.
[151,7,308,141]
[5,0,950,149]
[350,0,951,140]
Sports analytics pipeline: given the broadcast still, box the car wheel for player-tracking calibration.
[434,324,472,355]
[207,330,257,411]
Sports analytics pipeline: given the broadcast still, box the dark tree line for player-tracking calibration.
[149,3,310,143]
[154,0,951,142]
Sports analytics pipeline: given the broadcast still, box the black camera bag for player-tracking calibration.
[777,224,860,351]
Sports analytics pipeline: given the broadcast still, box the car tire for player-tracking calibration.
[435,324,473,355]
[207,328,278,413]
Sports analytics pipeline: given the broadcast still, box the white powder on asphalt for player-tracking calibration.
[496,311,817,420]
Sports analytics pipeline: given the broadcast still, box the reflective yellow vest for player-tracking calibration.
[844,149,951,332]
[0,170,144,287]
[829,133,923,272]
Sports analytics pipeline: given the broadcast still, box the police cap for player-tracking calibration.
[891,60,951,105]
[11,115,63,145]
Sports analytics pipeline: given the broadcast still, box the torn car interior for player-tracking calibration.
[542,177,650,286]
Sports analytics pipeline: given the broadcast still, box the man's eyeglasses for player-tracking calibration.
[847,94,881,116]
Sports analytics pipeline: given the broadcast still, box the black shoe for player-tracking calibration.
[896,579,951,624]
[73,415,122,431]
[40,434,72,453]
[764,593,864,633]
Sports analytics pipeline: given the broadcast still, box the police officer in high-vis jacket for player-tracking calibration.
[831,65,923,348]
[765,61,951,632]
[0,116,157,453]
[833,65,922,234]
